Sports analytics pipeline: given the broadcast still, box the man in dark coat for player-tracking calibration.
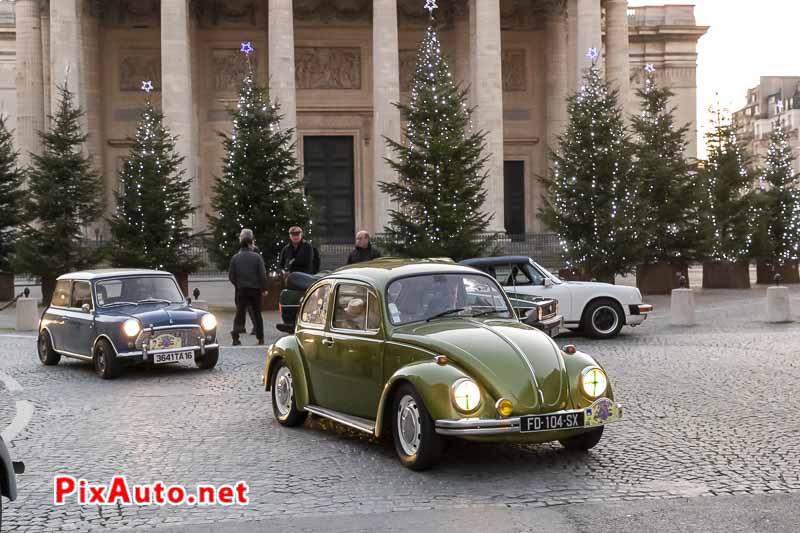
[229,229,268,345]
[279,226,317,274]
[347,230,382,265]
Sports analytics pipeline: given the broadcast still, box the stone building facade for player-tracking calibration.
[734,76,800,174]
[7,0,706,240]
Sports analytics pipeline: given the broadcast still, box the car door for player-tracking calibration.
[63,281,96,356]
[526,262,574,320]
[322,283,384,419]
[295,283,335,408]
[43,280,72,351]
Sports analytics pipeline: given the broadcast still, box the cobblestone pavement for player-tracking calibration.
[1,286,799,531]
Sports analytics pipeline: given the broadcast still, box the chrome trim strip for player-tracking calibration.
[57,350,93,362]
[304,405,376,435]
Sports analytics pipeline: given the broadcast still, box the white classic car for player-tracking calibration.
[460,256,653,339]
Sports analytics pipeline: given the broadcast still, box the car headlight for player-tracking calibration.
[201,313,217,332]
[122,319,141,338]
[452,378,481,413]
[537,307,543,321]
[580,367,608,399]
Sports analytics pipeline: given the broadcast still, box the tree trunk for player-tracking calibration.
[702,262,750,289]
[41,274,58,306]
[0,272,14,301]
[173,272,190,297]
[637,263,689,295]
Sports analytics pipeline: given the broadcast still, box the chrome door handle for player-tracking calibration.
[321,338,335,347]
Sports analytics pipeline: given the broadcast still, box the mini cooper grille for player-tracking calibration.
[136,328,203,350]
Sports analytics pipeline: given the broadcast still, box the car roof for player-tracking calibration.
[57,269,173,281]
[459,256,533,267]
[326,258,492,290]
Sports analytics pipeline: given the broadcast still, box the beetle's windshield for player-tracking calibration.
[95,276,184,307]
[386,273,513,325]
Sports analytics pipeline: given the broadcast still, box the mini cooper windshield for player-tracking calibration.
[386,273,513,325]
[95,276,184,307]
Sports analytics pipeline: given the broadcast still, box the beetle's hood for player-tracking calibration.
[391,318,567,410]
[110,304,203,326]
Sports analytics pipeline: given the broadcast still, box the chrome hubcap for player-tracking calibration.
[274,366,294,418]
[591,306,619,334]
[397,394,421,456]
[96,349,106,372]
[38,335,47,361]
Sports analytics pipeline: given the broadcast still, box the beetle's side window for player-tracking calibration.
[52,280,71,308]
[332,284,369,331]
[300,284,331,327]
[71,281,93,310]
[367,291,380,331]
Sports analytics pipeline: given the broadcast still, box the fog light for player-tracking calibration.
[496,398,513,417]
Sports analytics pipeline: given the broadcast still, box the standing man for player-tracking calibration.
[279,226,317,274]
[229,229,267,346]
[347,230,382,265]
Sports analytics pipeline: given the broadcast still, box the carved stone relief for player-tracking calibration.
[119,50,161,92]
[194,0,260,28]
[502,49,526,92]
[399,50,418,93]
[103,0,160,27]
[211,49,256,92]
[500,0,547,30]
[294,0,371,26]
[295,47,361,90]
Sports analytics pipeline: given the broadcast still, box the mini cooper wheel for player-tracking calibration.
[582,299,624,339]
[195,348,219,370]
[271,359,307,427]
[559,426,604,451]
[37,330,61,366]
[391,383,443,470]
[93,339,120,380]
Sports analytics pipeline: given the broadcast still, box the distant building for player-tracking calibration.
[733,76,800,173]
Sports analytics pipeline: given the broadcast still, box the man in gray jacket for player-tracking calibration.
[229,229,268,345]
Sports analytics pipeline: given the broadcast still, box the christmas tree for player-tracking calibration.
[108,81,198,274]
[631,64,702,265]
[208,42,313,272]
[379,6,492,261]
[14,83,104,302]
[0,115,25,273]
[697,107,753,264]
[754,117,800,270]
[540,49,640,283]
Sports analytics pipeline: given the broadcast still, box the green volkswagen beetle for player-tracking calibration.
[262,259,622,470]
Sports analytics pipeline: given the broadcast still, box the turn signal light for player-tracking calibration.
[562,345,577,355]
[496,398,514,417]
[434,355,449,365]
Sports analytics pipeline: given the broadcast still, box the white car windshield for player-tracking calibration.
[386,273,513,326]
[532,262,563,284]
[95,276,184,307]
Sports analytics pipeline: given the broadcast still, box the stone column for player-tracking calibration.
[545,8,569,150]
[575,0,602,84]
[40,1,50,119]
[161,0,199,214]
[15,0,45,167]
[470,0,505,232]
[81,2,104,173]
[605,0,631,111]
[49,0,81,114]
[372,0,401,234]
[268,0,297,139]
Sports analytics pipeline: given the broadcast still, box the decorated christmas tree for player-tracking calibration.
[753,115,800,281]
[540,49,640,283]
[631,65,703,279]
[0,115,25,273]
[698,107,754,264]
[108,81,198,274]
[379,4,493,260]
[14,83,104,303]
[208,42,313,272]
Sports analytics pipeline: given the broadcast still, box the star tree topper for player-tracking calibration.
[240,41,254,56]
[141,80,154,93]
[644,63,656,73]
[586,47,599,63]
[776,99,785,114]
[424,0,437,15]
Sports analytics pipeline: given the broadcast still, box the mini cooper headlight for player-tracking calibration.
[580,367,608,399]
[201,313,217,332]
[122,319,141,338]
[452,378,481,413]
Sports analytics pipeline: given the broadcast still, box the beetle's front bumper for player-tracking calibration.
[434,400,622,436]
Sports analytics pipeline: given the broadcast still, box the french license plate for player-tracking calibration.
[520,412,584,433]
[150,334,182,351]
[153,350,194,365]
[549,327,559,337]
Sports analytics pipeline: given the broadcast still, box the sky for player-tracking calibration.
[629,0,800,158]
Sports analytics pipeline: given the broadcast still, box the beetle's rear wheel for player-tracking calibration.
[271,359,307,427]
[391,383,443,470]
[559,426,604,451]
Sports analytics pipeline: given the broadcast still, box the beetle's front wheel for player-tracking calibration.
[271,359,307,427]
[559,426,604,451]
[391,383,443,470]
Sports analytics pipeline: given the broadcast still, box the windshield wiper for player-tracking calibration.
[470,309,505,318]
[99,301,138,308]
[138,298,173,305]
[425,308,466,322]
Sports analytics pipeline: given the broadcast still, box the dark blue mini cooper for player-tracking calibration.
[37,269,219,379]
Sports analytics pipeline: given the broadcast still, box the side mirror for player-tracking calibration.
[543,278,553,288]
[81,303,92,313]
